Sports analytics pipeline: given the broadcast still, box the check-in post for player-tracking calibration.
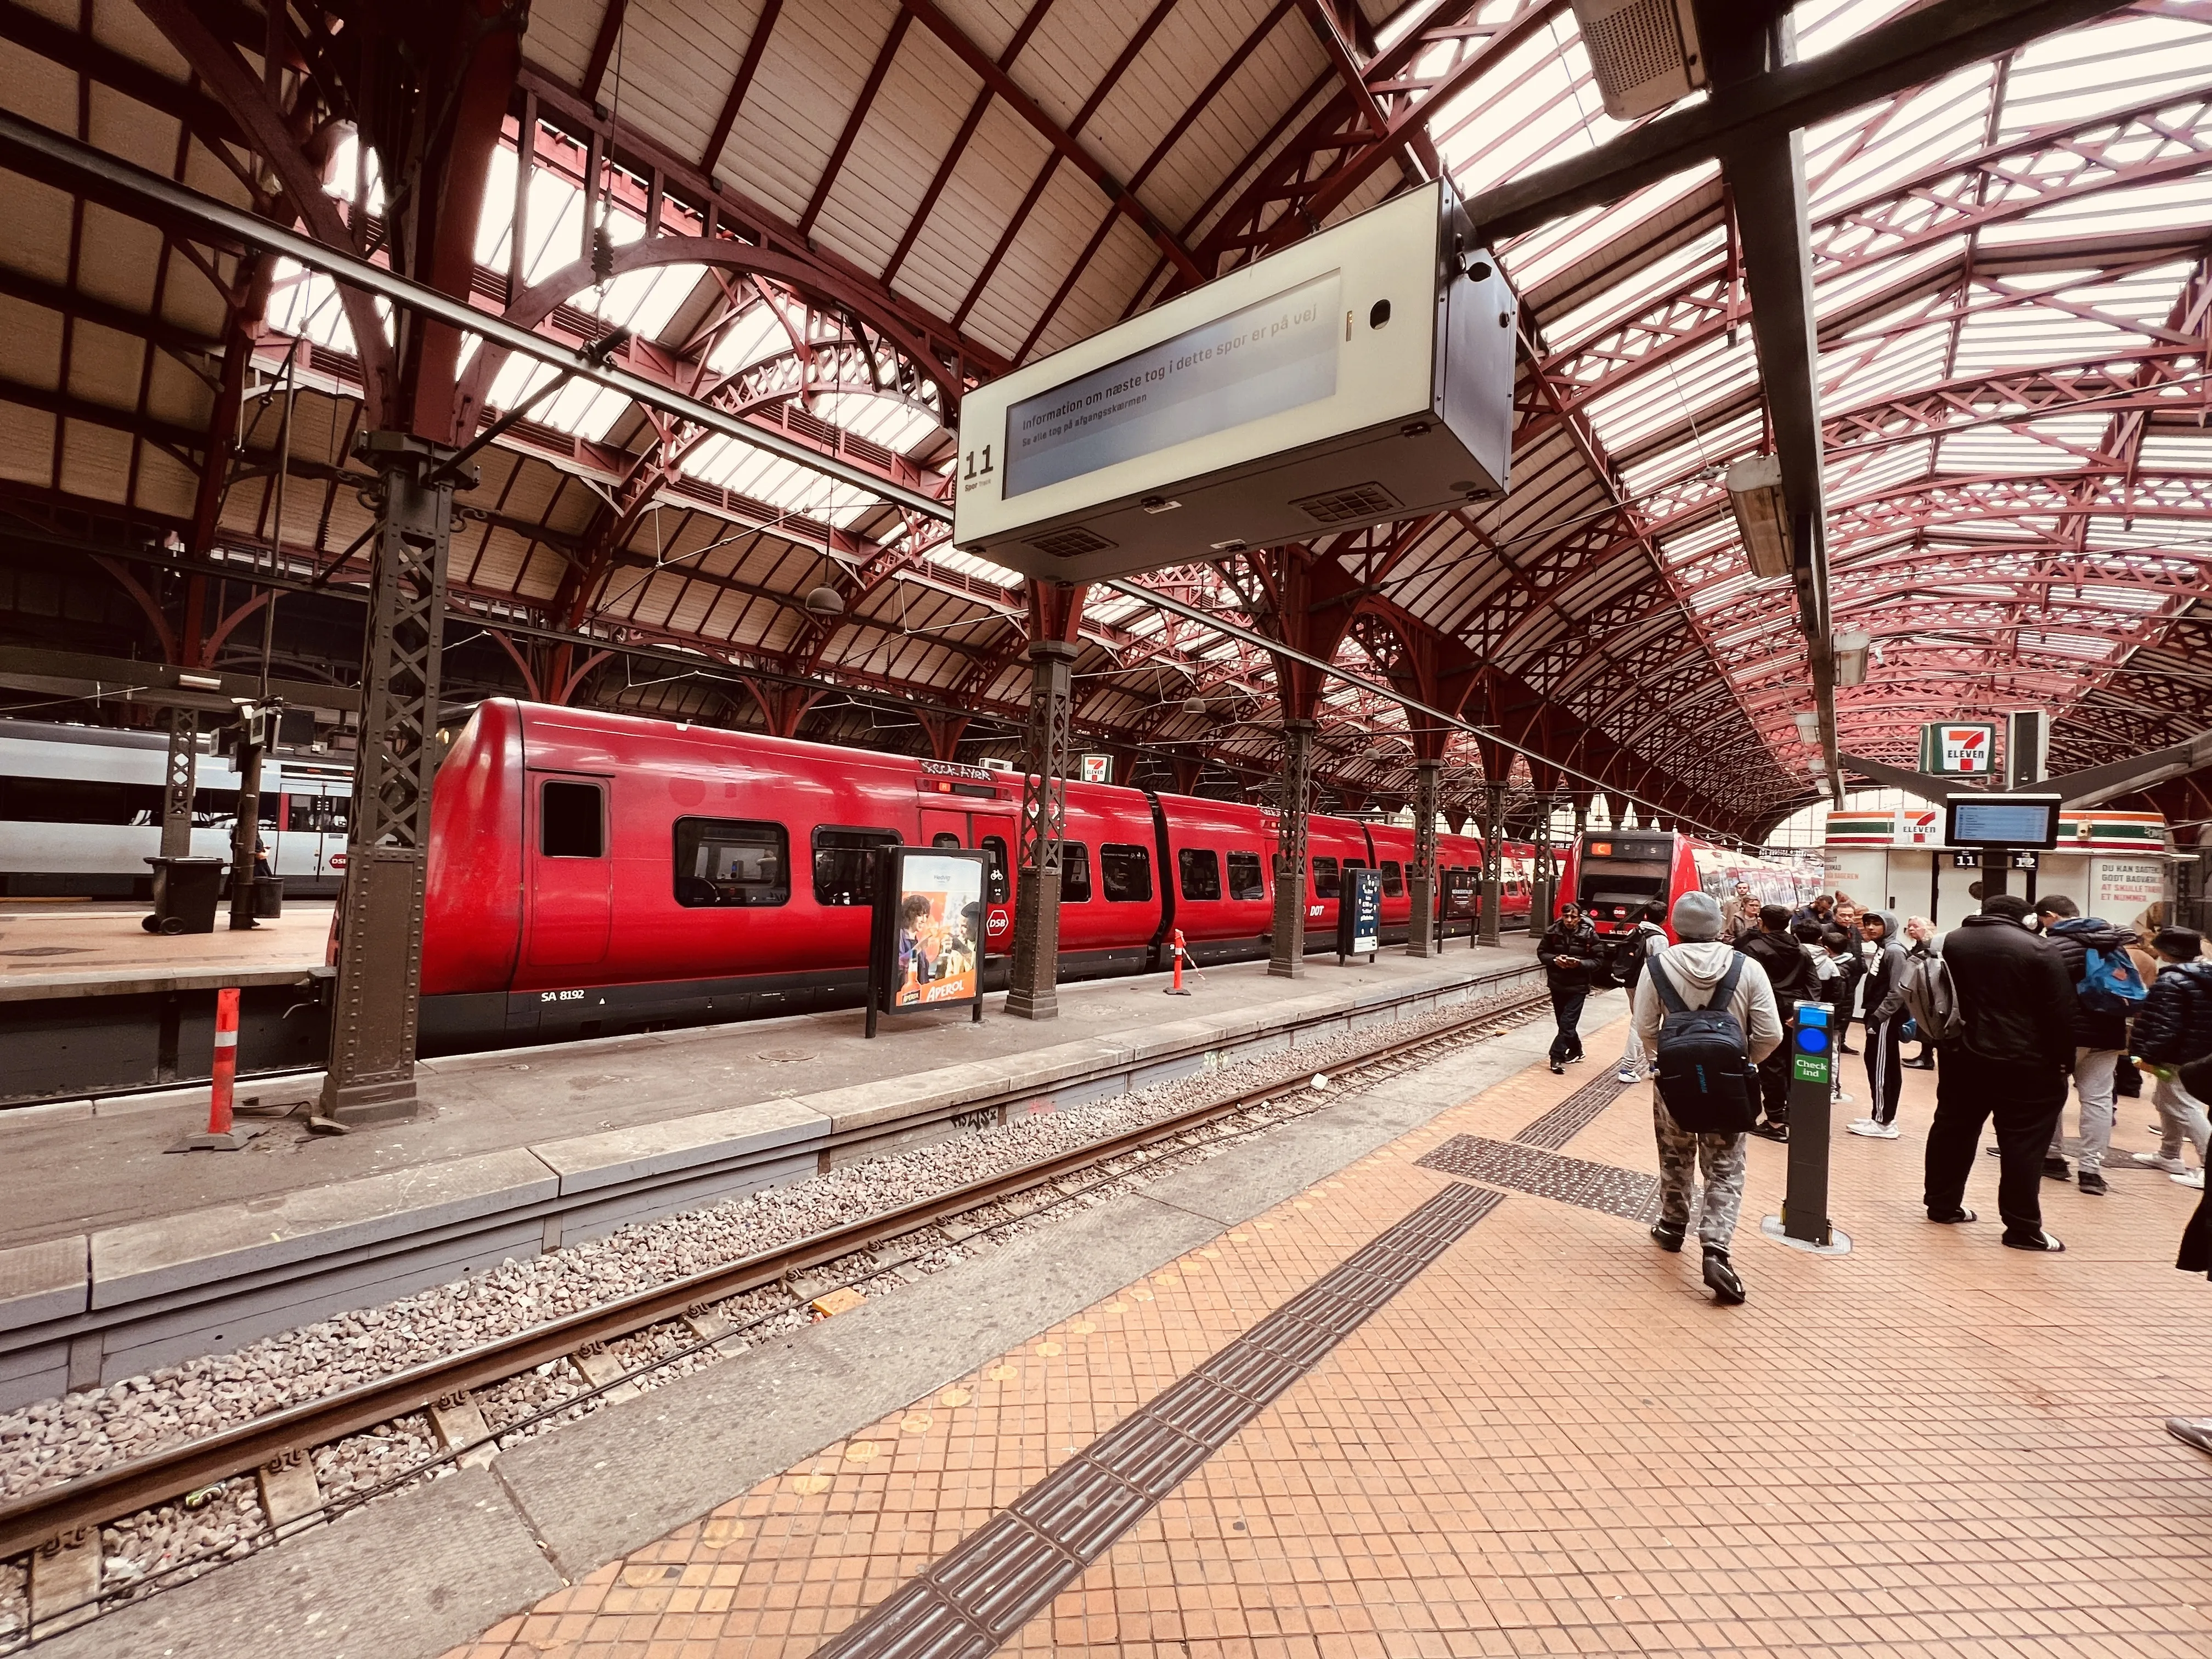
[1762,999,1853,1254]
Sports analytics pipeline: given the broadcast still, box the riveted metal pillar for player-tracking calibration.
[1532,793,1559,927]
[318,432,471,1124]
[159,708,196,857]
[1479,780,1504,947]
[226,718,266,931]
[1406,758,1441,958]
[1006,637,1079,1020]
[1269,719,1316,979]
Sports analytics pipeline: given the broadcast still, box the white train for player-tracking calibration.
[0,718,352,898]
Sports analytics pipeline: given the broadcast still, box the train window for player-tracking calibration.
[673,817,789,907]
[1178,848,1222,901]
[1226,850,1266,901]
[1099,843,1152,902]
[540,781,604,858]
[1311,856,1340,898]
[932,832,963,849]
[1380,860,1404,897]
[812,826,900,906]
[1060,841,1092,903]
[981,835,1009,905]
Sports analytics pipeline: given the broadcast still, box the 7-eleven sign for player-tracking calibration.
[1922,721,1997,776]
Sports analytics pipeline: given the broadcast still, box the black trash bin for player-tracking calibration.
[142,856,224,934]
[253,876,285,918]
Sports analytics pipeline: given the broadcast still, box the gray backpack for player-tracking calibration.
[1898,947,1963,1043]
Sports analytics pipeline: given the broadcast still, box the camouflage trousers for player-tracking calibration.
[1652,1091,1748,1251]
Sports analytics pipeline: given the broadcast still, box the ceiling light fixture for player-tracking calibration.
[1725,453,1791,581]
[803,585,845,617]
[1833,631,1872,688]
[1791,710,1821,744]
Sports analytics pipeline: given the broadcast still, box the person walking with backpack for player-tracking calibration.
[1923,894,2078,1251]
[1848,910,1910,1139]
[1539,902,1604,1075]
[1899,916,1940,1068]
[1634,891,1782,1304]
[1612,900,1669,1082]
[2130,927,2212,1189]
[2032,894,2148,1193]
[1736,904,1819,1140]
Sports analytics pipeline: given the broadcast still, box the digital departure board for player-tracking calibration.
[1945,794,2061,849]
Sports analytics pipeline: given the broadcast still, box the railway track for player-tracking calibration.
[1,969,1554,1644]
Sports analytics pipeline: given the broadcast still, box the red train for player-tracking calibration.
[416,701,1537,1050]
[1559,828,1820,940]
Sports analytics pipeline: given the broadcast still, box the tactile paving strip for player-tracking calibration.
[1416,1134,1665,1222]
[1511,1071,1633,1148]
[812,1181,1505,1657]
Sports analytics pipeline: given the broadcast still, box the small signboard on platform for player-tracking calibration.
[1338,866,1383,962]
[866,847,988,1035]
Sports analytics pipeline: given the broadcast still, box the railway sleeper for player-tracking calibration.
[253,1448,323,1540]
[427,1392,498,1471]
[28,1525,99,1638]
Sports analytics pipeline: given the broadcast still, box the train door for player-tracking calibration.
[527,772,612,970]
[919,808,1014,953]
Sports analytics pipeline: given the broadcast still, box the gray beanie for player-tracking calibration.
[1671,891,1723,941]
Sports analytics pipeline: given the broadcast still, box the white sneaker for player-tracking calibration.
[1871,1122,1901,1139]
[2175,1169,2207,1190]
[1846,1118,1881,1137]
[2132,1151,2188,1174]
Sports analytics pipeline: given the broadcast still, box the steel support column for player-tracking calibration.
[1406,759,1441,958]
[225,729,263,930]
[1532,793,1556,928]
[159,708,195,858]
[1006,637,1079,1021]
[1269,719,1316,979]
[318,433,471,1124]
[1479,780,1504,947]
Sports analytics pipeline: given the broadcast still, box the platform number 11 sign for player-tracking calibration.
[1921,721,1996,776]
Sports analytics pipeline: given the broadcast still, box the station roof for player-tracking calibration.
[0,0,2207,840]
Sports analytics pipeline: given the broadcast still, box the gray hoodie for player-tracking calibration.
[1632,939,1785,1063]
[1863,909,1911,1023]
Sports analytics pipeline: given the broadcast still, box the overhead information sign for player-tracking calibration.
[1921,721,1996,776]
[1006,274,1340,498]
[954,179,1515,583]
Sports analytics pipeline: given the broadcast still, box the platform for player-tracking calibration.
[41,1009,2212,1659]
[0,940,1540,1406]
[0,903,331,993]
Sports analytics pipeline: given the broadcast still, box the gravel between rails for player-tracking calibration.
[0,989,1547,1641]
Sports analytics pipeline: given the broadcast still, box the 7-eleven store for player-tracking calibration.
[1824,808,2177,930]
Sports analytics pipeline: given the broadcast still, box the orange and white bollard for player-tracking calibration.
[208,985,238,1136]
[1164,928,1194,996]
[167,985,261,1152]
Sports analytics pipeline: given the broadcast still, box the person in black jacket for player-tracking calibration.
[2132,927,2212,1187]
[1736,904,1818,1139]
[1539,903,1604,1074]
[1924,894,2078,1251]
[2033,894,2142,1193]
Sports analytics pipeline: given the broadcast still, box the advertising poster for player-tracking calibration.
[2091,857,2165,916]
[1339,866,1383,960]
[890,850,986,1012]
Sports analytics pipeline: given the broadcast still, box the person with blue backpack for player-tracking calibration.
[2032,894,2149,1194]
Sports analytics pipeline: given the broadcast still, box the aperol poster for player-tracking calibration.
[892,853,986,1008]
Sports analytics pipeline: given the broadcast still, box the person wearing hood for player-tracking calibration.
[1924,894,2076,1251]
[1538,902,1604,1075]
[2033,893,2143,1194]
[1633,891,1784,1305]
[2131,927,2212,1189]
[1736,903,1819,1139]
[1848,910,1910,1139]
[1899,916,1940,1068]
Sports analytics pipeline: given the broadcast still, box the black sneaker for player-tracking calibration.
[1748,1121,1788,1142]
[1649,1219,1686,1252]
[2044,1156,2072,1181]
[1926,1207,1977,1223]
[2079,1170,2108,1195]
[1702,1248,1746,1304]
[1549,1060,1565,1075]
[2002,1229,2066,1252]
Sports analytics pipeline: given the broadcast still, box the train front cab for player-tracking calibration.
[1564,830,1690,939]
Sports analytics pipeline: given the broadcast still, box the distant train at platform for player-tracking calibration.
[415,701,1539,1051]
[1560,828,1820,937]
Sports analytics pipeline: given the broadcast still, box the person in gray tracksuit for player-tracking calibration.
[1633,891,1784,1304]
[1850,910,1911,1138]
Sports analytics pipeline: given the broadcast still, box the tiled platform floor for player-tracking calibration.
[445,1017,2212,1658]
